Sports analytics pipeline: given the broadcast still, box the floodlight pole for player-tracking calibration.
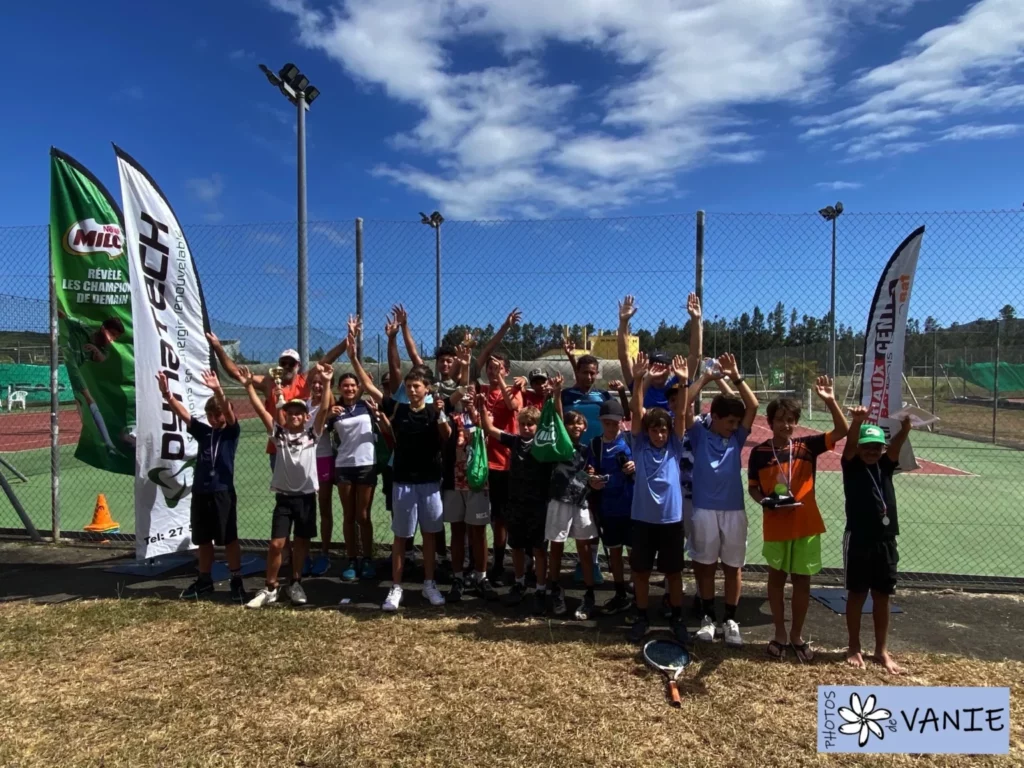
[828,213,837,382]
[296,89,309,368]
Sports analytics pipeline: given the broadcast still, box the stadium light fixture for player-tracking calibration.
[258,62,321,367]
[419,211,445,349]
[819,201,844,380]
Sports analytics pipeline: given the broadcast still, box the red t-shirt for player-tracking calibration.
[265,372,311,454]
[521,388,546,410]
[485,385,521,471]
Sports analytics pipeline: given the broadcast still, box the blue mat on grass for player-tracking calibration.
[810,588,903,615]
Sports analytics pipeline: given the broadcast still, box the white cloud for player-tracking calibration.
[938,123,1021,141]
[185,174,225,203]
[203,212,225,224]
[802,0,1024,160]
[269,0,919,218]
[310,222,353,246]
[815,181,863,190]
[229,49,255,60]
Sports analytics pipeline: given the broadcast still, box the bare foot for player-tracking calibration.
[870,651,905,675]
[845,648,865,669]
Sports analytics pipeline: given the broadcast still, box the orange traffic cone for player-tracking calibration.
[85,494,120,533]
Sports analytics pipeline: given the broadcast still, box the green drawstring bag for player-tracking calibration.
[467,426,489,491]
[531,397,575,463]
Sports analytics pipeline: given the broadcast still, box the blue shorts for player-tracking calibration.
[391,482,444,539]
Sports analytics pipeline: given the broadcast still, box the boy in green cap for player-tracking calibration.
[840,406,912,675]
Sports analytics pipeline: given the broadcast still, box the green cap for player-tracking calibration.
[859,424,887,446]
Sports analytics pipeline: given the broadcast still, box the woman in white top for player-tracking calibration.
[308,376,337,571]
[331,333,385,581]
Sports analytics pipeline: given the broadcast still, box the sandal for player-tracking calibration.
[766,640,788,660]
[790,642,814,664]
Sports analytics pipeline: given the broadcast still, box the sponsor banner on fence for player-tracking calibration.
[49,148,136,474]
[115,145,214,559]
[859,226,925,471]
[818,686,1009,754]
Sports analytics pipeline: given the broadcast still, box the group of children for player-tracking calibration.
[171,295,912,673]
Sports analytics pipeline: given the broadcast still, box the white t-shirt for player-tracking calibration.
[270,424,320,495]
[308,404,335,459]
[330,400,376,468]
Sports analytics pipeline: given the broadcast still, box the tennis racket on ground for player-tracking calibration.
[642,639,691,707]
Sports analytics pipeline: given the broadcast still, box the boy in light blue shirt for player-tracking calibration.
[684,353,759,648]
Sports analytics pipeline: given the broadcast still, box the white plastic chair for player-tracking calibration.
[8,390,27,411]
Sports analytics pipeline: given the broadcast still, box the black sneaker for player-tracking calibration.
[487,565,507,587]
[229,577,248,604]
[532,590,547,616]
[574,591,597,621]
[551,586,567,616]
[661,593,673,619]
[628,614,650,643]
[670,616,691,648]
[505,582,527,606]
[447,577,464,603]
[437,559,454,584]
[602,592,633,615]
[180,577,214,599]
[476,577,499,601]
[525,567,537,588]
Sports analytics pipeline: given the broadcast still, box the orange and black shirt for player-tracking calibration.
[747,434,835,542]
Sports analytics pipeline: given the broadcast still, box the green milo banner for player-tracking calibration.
[49,148,135,475]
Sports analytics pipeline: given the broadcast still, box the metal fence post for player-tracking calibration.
[49,226,60,541]
[992,320,1001,443]
[695,210,704,303]
[931,327,938,416]
[355,217,364,359]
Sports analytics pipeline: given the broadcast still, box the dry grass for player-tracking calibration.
[0,600,1022,768]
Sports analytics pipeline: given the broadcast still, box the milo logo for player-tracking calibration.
[64,218,124,259]
[534,424,556,446]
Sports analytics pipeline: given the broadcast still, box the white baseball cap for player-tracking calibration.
[279,349,300,363]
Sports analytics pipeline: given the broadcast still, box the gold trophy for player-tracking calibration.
[268,366,286,408]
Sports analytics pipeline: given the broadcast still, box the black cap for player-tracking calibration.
[649,350,672,366]
[599,399,624,420]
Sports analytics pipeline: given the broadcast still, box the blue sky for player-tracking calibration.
[3,0,1023,347]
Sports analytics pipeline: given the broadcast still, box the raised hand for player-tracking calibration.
[391,304,409,327]
[346,332,358,358]
[671,355,689,382]
[316,361,334,383]
[563,336,576,356]
[364,398,380,418]
[384,314,400,338]
[512,376,528,391]
[649,361,669,378]
[505,308,522,327]
[456,343,472,366]
[717,353,739,380]
[619,294,638,323]
[848,405,869,423]
[632,351,649,381]
[607,379,626,392]
[206,331,221,347]
[347,314,362,338]
[475,392,488,412]
[550,373,565,392]
[155,372,171,399]
[814,375,835,403]
[237,365,253,387]
[200,369,222,392]
[687,292,702,320]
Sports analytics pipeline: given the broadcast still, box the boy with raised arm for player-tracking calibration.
[379,368,452,611]
[685,353,758,648]
[841,407,912,675]
[626,353,689,645]
[157,369,245,603]
[242,363,333,609]
[748,377,849,662]
[475,308,523,584]
[545,374,601,620]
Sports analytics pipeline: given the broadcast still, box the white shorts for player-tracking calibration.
[688,507,748,568]
[683,497,694,548]
[544,500,598,544]
[443,489,491,526]
[392,482,444,539]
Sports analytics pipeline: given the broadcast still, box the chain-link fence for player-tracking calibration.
[2,211,1022,586]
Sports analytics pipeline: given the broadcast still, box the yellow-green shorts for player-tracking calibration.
[763,534,822,576]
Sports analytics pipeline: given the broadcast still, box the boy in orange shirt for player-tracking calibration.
[747,376,848,662]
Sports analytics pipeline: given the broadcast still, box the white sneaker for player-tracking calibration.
[696,614,716,642]
[245,586,278,610]
[723,619,743,647]
[382,584,403,612]
[287,582,308,606]
[423,580,446,607]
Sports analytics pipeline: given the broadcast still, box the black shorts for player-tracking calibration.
[843,533,898,595]
[630,520,684,574]
[381,465,393,512]
[488,469,510,522]
[600,516,631,550]
[190,490,237,546]
[507,500,547,551]
[336,464,378,487]
[271,493,318,541]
